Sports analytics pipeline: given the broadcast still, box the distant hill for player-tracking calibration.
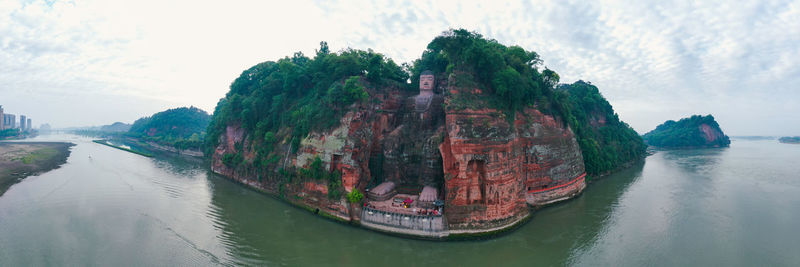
[129,107,210,149]
[643,115,730,148]
[733,136,775,141]
[779,136,800,144]
[100,122,131,132]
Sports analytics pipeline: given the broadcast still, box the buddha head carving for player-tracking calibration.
[419,70,434,94]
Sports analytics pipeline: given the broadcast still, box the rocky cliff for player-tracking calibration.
[439,75,584,231]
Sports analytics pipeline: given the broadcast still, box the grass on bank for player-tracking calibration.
[92,140,154,157]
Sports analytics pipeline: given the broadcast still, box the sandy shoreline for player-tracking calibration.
[0,142,74,195]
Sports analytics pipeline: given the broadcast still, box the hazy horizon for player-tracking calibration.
[1,0,798,136]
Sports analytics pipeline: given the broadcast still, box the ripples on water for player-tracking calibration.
[1,135,799,266]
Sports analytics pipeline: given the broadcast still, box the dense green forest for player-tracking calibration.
[129,106,210,150]
[555,81,647,177]
[643,115,730,148]
[205,42,409,166]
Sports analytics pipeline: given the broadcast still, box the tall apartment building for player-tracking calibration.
[3,114,16,129]
[20,115,26,130]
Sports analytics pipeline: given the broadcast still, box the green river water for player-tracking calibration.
[1,135,798,266]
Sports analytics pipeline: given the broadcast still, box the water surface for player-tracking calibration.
[1,135,798,266]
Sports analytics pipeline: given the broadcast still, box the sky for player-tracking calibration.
[1,0,798,135]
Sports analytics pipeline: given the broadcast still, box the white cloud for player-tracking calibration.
[0,0,798,135]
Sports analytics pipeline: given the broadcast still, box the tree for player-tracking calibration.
[347,189,364,203]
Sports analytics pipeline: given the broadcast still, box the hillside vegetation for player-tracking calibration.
[556,81,647,176]
[412,29,561,117]
[129,106,210,150]
[205,42,409,168]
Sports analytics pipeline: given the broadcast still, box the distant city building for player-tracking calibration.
[27,118,32,131]
[20,115,27,131]
[3,113,15,129]
[0,105,4,130]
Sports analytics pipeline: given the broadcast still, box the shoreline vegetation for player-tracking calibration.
[778,136,800,144]
[92,140,154,157]
[0,128,38,140]
[0,142,74,195]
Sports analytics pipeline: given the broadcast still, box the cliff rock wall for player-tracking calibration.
[439,80,585,230]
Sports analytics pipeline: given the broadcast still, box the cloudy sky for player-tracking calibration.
[1,0,798,135]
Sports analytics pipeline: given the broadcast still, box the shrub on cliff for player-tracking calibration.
[556,81,647,177]
[643,115,730,148]
[346,189,364,204]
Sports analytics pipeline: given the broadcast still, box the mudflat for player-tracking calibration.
[0,142,74,195]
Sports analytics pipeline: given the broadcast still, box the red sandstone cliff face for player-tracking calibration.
[211,86,410,220]
[211,74,586,231]
[438,77,585,230]
[700,124,724,143]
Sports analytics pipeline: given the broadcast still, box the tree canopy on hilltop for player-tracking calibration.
[410,29,561,116]
[205,42,409,168]
[129,106,210,149]
[643,115,730,148]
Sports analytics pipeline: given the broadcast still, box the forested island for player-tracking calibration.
[202,29,645,238]
[643,115,730,148]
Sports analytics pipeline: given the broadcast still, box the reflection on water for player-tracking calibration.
[661,147,727,175]
[1,135,799,266]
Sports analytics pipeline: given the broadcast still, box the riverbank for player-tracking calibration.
[142,140,204,157]
[92,140,154,157]
[0,142,74,195]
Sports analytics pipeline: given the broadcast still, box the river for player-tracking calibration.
[1,135,798,266]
